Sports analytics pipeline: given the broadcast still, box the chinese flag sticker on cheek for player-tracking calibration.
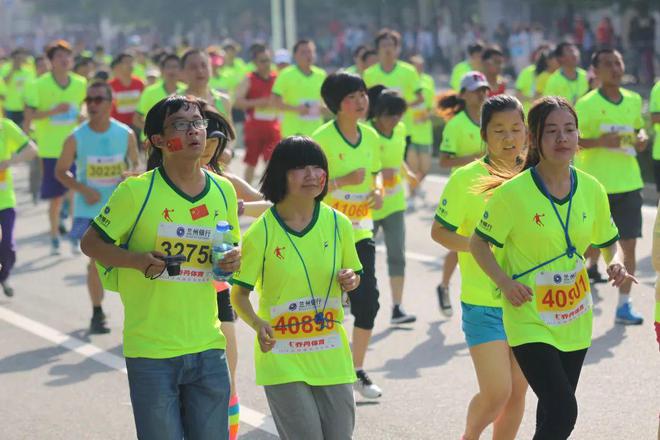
[166,137,184,152]
[190,204,209,220]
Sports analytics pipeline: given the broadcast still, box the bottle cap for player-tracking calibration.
[215,221,232,232]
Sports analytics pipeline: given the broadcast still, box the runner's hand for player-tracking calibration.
[297,104,310,116]
[634,130,648,152]
[50,103,71,116]
[599,132,621,149]
[343,168,366,186]
[338,269,360,292]
[368,188,383,210]
[606,262,637,288]
[256,319,276,353]
[218,247,241,273]
[498,278,533,307]
[136,251,167,278]
[82,187,101,205]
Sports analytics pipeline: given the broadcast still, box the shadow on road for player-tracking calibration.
[584,325,626,365]
[373,321,467,379]
[12,255,68,274]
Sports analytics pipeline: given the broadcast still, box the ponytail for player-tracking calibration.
[437,91,466,120]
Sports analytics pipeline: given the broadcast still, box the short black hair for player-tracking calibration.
[367,85,407,120]
[180,48,207,68]
[259,136,329,204]
[554,42,575,58]
[110,52,133,69]
[45,39,72,60]
[88,81,114,100]
[293,39,313,54]
[482,46,504,61]
[248,42,268,60]
[361,49,377,63]
[321,72,367,114]
[352,45,368,59]
[74,56,93,72]
[467,42,484,56]
[591,48,620,67]
[374,28,401,49]
[159,53,180,68]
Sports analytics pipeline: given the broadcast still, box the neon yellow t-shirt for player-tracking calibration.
[435,158,500,307]
[313,120,381,242]
[363,61,421,139]
[2,66,34,112]
[212,58,248,97]
[408,72,435,145]
[450,60,473,92]
[136,81,176,116]
[440,110,483,170]
[272,64,326,137]
[543,68,589,104]
[371,121,407,220]
[92,168,240,358]
[0,118,30,209]
[25,72,87,158]
[232,203,362,386]
[575,88,644,194]
[650,81,660,160]
[344,65,359,75]
[515,64,538,114]
[476,167,619,351]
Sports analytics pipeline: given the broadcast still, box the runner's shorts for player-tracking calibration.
[41,158,75,200]
[243,124,280,167]
[608,190,642,240]
[461,302,507,347]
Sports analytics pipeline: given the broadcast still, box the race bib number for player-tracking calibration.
[270,297,342,354]
[86,155,125,187]
[0,169,7,190]
[600,123,636,152]
[300,100,321,121]
[411,103,429,123]
[535,260,592,326]
[155,223,213,283]
[50,103,79,126]
[328,190,372,231]
[382,170,402,197]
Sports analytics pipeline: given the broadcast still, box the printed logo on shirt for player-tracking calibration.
[162,208,175,222]
[104,206,111,215]
[323,241,329,249]
[214,209,220,220]
[533,213,545,227]
[274,246,286,260]
[190,204,209,220]
[582,212,587,221]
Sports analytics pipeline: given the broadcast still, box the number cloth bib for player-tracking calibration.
[535,259,593,326]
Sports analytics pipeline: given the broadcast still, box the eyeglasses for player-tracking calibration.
[84,96,109,105]
[167,119,209,132]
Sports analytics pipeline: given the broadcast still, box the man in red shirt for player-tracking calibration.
[108,53,144,131]
[234,44,281,184]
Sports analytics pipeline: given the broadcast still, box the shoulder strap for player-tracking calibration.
[122,169,156,248]
[204,170,229,211]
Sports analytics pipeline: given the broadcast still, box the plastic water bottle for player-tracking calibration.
[212,221,234,281]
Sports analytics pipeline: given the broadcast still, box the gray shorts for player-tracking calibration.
[373,210,406,277]
[264,382,355,440]
[408,143,432,154]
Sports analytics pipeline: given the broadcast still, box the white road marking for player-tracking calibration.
[0,306,279,437]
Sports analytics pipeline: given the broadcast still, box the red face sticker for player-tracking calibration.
[190,204,209,220]
[319,170,327,188]
[166,137,184,152]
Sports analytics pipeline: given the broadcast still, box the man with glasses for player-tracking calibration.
[234,43,281,184]
[55,81,139,334]
[24,40,87,255]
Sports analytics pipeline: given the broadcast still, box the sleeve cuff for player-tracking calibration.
[475,228,504,248]
[355,269,364,276]
[90,221,117,244]
[434,214,458,232]
[15,141,29,154]
[229,278,254,290]
[592,234,619,249]
[440,150,456,156]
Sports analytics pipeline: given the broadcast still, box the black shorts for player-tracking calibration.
[608,190,642,240]
[653,160,660,193]
[217,289,235,322]
[347,238,380,330]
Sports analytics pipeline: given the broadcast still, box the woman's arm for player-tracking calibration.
[230,284,275,353]
[601,242,637,287]
[431,222,470,252]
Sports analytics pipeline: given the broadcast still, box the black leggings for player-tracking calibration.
[348,238,380,330]
[512,343,588,440]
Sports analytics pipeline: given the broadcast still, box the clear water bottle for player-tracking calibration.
[211,221,234,281]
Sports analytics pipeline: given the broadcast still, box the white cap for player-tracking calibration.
[274,48,291,65]
[460,71,490,92]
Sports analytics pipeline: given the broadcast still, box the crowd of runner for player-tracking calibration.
[0,25,659,440]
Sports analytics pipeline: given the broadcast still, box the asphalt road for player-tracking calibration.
[0,160,658,440]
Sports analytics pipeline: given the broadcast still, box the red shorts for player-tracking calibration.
[243,122,281,167]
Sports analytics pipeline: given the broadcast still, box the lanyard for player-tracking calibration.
[278,208,339,329]
[512,167,579,280]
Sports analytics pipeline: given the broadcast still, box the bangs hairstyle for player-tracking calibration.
[480,94,525,142]
[260,136,329,204]
[321,72,367,114]
[180,49,207,68]
[159,52,180,68]
[145,95,205,170]
[203,103,236,174]
[367,85,407,120]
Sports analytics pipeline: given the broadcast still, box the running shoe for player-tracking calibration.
[391,305,416,324]
[58,223,68,235]
[587,264,607,284]
[436,284,453,317]
[50,237,61,256]
[1,281,14,298]
[615,302,644,325]
[354,370,382,399]
[70,237,81,256]
[90,314,110,334]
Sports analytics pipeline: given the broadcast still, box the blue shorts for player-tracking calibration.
[70,217,92,240]
[461,302,507,347]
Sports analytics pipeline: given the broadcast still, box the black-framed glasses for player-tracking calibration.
[84,96,109,105]
[167,119,209,132]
